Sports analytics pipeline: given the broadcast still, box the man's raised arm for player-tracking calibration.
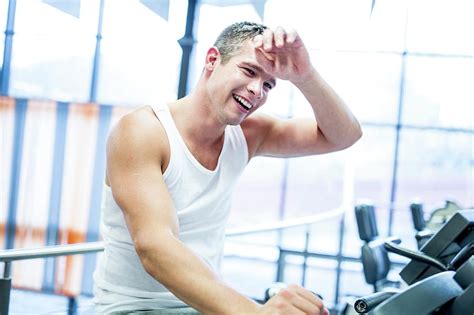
[245,27,362,159]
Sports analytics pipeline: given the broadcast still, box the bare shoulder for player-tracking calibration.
[107,106,169,168]
[240,113,277,159]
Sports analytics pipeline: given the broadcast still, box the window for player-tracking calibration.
[406,0,474,55]
[403,56,474,129]
[96,0,181,106]
[9,0,98,102]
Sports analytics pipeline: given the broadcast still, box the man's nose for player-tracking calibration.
[247,80,263,99]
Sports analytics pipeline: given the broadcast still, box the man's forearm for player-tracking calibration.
[138,234,259,315]
[294,69,362,149]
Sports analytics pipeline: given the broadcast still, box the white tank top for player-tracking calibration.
[93,104,249,313]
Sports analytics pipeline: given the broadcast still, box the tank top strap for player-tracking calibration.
[149,104,176,138]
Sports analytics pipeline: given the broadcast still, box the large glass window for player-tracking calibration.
[402,56,474,129]
[396,129,473,208]
[307,52,403,124]
[265,0,375,51]
[9,0,98,102]
[229,157,286,227]
[406,0,474,55]
[284,153,345,218]
[96,0,181,106]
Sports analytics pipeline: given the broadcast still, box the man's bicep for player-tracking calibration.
[109,159,179,242]
[249,115,333,158]
[106,115,179,246]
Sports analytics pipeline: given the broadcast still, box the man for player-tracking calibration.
[94,21,362,314]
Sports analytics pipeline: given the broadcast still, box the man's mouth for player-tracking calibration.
[233,94,253,111]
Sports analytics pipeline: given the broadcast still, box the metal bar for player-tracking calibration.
[67,297,77,315]
[387,53,407,237]
[225,251,407,269]
[177,0,197,98]
[226,208,344,236]
[5,98,27,250]
[0,209,343,261]
[276,250,286,282]
[43,101,69,291]
[84,105,112,243]
[0,277,11,315]
[0,207,342,263]
[301,227,310,287]
[3,261,11,278]
[387,10,410,237]
[334,210,346,304]
[358,122,474,134]
[89,0,104,102]
[0,0,17,95]
[0,242,104,262]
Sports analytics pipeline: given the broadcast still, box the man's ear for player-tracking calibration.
[205,46,220,71]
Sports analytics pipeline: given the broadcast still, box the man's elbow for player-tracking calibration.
[338,123,363,150]
[350,123,363,145]
[134,231,176,279]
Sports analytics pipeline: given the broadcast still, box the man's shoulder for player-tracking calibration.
[240,113,277,138]
[240,113,278,158]
[108,105,169,157]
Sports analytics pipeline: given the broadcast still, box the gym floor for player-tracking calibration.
[9,289,95,314]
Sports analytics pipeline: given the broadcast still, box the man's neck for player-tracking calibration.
[170,91,226,147]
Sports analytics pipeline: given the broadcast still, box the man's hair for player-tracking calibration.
[213,21,267,64]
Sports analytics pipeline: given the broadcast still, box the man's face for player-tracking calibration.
[205,39,276,125]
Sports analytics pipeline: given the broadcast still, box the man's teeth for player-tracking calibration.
[233,95,252,110]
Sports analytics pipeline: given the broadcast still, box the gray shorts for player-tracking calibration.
[110,308,200,315]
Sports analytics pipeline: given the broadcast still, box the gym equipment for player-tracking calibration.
[425,200,463,231]
[354,210,474,315]
[354,204,400,292]
[401,208,473,285]
[410,202,434,249]
[410,200,463,249]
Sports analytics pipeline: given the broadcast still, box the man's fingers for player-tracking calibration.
[255,48,275,74]
[280,288,322,314]
[253,34,264,48]
[274,26,286,48]
[256,47,274,62]
[286,28,299,45]
[271,284,326,315]
[262,28,274,51]
[288,284,325,310]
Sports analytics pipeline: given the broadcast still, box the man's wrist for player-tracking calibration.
[292,67,319,90]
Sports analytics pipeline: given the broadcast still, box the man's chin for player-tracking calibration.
[226,113,248,126]
[226,119,243,126]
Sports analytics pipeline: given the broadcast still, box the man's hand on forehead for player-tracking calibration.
[254,26,301,51]
[252,26,314,84]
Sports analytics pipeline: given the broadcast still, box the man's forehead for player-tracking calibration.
[236,41,276,83]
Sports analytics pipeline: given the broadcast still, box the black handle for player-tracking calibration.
[354,291,398,313]
[448,241,474,270]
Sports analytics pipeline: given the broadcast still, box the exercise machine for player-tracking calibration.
[354,210,474,314]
